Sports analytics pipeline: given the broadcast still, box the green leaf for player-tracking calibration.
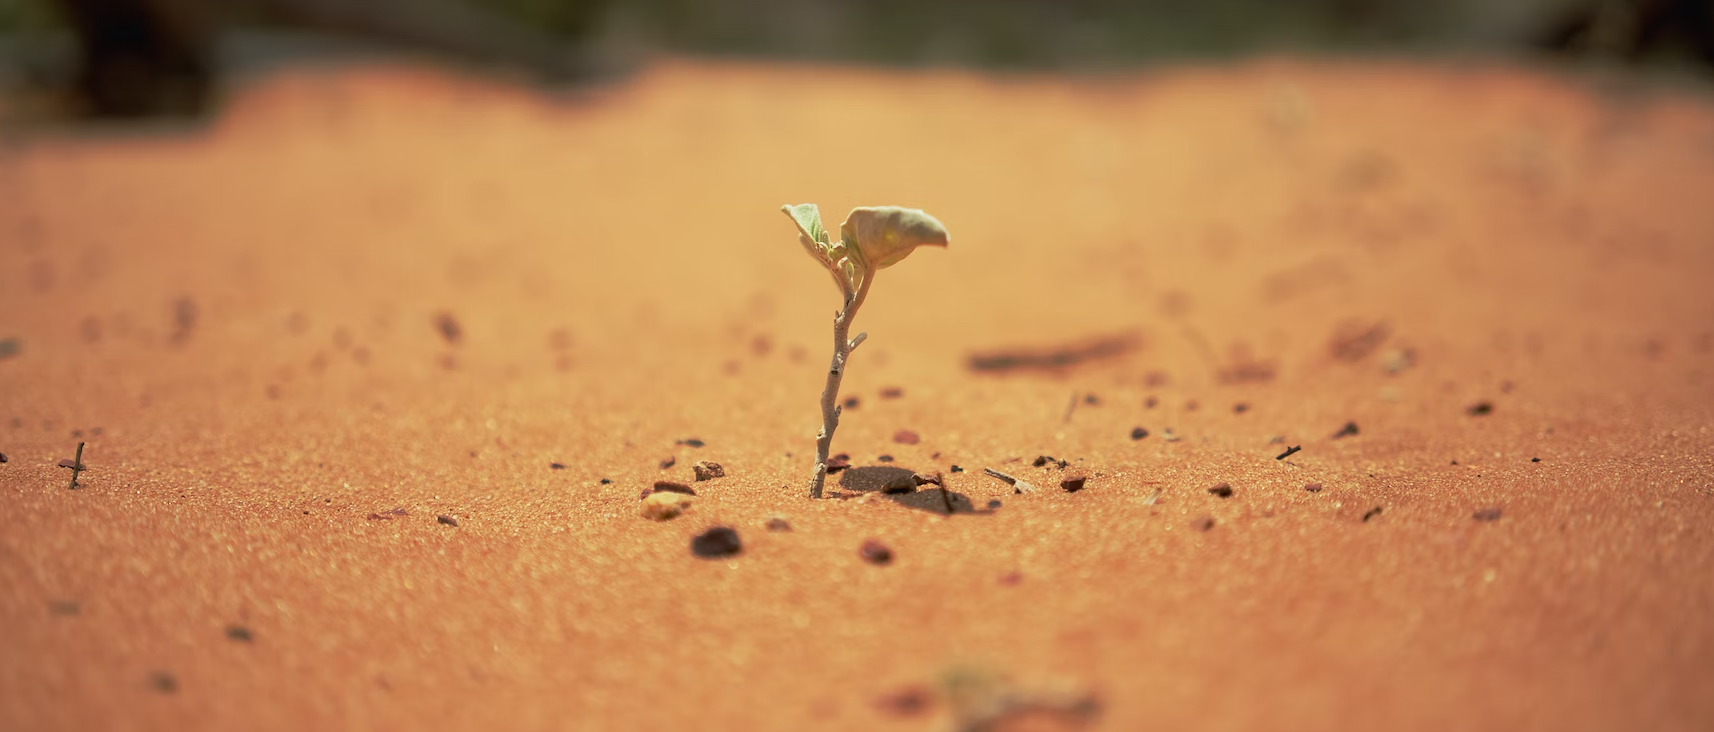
[783,203,864,297]
[839,206,950,270]
[781,203,829,246]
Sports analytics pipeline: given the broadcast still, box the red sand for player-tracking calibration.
[2,58,1713,731]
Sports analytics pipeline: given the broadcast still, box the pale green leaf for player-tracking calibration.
[839,206,950,270]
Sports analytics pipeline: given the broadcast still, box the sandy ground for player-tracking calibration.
[2,57,1713,731]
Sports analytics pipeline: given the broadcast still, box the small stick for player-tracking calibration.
[806,278,873,499]
[1062,393,1079,424]
[64,442,86,489]
[1276,445,1302,460]
[983,468,1036,493]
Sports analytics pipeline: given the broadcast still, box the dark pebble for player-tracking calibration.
[1083,393,1101,405]
[1191,515,1216,531]
[859,539,893,565]
[1362,506,1383,522]
[1473,506,1503,522]
[651,481,697,496]
[876,455,894,463]
[1207,482,1233,498]
[912,472,943,487]
[1060,476,1087,492]
[225,625,254,643]
[149,672,178,694]
[599,478,612,485]
[1332,421,1359,439]
[1129,427,1149,440]
[842,396,860,410]
[677,438,706,448]
[433,312,461,345]
[1531,457,1540,463]
[691,526,743,558]
[437,514,459,527]
[1467,402,1494,416]
[879,387,904,399]
[659,456,676,470]
[765,517,792,532]
[987,499,1002,509]
[0,452,7,463]
[1304,483,1323,493]
[1233,403,1249,414]
[1144,395,1158,409]
[950,465,964,473]
[893,430,921,445]
[550,462,566,470]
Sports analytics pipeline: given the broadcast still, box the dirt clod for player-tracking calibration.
[859,539,894,565]
[692,461,725,481]
[550,462,566,470]
[650,481,696,496]
[437,514,459,527]
[764,516,792,532]
[1208,482,1233,498]
[879,386,904,399]
[893,430,921,445]
[434,312,461,345]
[225,625,254,643]
[641,491,693,521]
[1468,402,1494,416]
[149,672,178,694]
[691,527,742,558]
[659,456,676,470]
[1332,421,1359,439]
[1129,427,1149,440]
[827,453,851,473]
[1061,475,1088,492]
[1304,483,1323,493]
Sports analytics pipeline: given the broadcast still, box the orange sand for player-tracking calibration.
[2,58,1713,731]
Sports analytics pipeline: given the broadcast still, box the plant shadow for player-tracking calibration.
[834,465,986,516]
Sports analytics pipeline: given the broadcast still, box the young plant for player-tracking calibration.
[782,204,950,499]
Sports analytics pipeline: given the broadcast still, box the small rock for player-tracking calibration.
[1332,421,1359,439]
[1144,395,1159,408]
[659,456,677,470]
[1207,482,1233,498]
[1467,402,1494,416]
[842,396,860,410]
[1233,402,1250,414]
[764,516,792,532]
[641,491,693,521]
[433,312,461,346]
[859,539,893,565]
[1531,457,1540,463]
[0,338,19,359]
[676,438,706,448]
[987,499,1003,509]
[913,472,943,487]
[950,465,964,473]
[149,672,178,694]
[881,474,917,494]
[599,478,613,485]
[0,452,7,463]
[691,526,742,558]
[893,430,921,445]
[225,625,254,643]
[1304,483,1323,493]
[879,386,904,399]
[437,514,459,527]
[692,461,725,481]
[1473,506,1503,522]
[650,481,697,496]
[876,454,894,463]
[1129,427,1149,440]
[826,453,851,473]
[550,462,567,470]
[1191,515,1215,531]
[1060,475,1087,493]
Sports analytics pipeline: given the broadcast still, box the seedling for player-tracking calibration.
[782,204,950,499]
[60,442,86,489]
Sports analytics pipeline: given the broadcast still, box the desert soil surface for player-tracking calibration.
[2,57,1713,731]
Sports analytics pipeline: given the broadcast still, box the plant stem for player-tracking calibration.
[807,276,873,499]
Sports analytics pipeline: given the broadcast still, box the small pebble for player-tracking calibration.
[826,454,851,473]
[1129,427,1149,440]
[842,396,860,410]
[641,491,693,521]
[987,500,1002,509]
[879,387,904,399]
[1060,475,1087,493]
[1473,506,1503,522]
[1304,483,1323,493]
[1144,395,1159,409]
[1467,402,1494,416]
[225,625,254,643]
[659,456,676,470]
[873,685,933,716]
[950,465,964,473]
[1531,457,1540,463]
[893,430,921,445]
[437,514,459,527]
[691,527,742,558]
[764,516,792,532]
[599,478,613,485]
[859,539,893,565]
[1233,402,1249,414]
[0,452,6,463]
[650,481,697,496]
[912,472,942,487]
[692,461,725,481]
[1332,421,1359,439]
[876,455,894,463]
[48,600,79,616]
[677,438,706,448]
[149,672,178,694]
[1207,482,1233,498]
[550,462,566,470]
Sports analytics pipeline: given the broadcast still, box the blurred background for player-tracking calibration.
[0,0,1711,118]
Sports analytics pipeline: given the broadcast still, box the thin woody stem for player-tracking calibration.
[807,276,873,499]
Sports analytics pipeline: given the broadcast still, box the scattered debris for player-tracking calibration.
[966,334,1138,373]
[1467,402,1494,416]
[1361,506,1384,522]
[1060,475,1088,493]
[675,438,705,448]
[893,430,921,445]
[659,456,677,470]
[874,685,934,717]
[764,516,792,532]
[1233,402,1250,414]
[149,672,178,694]
[1329,321,1389,362]
[641,491,693,521]
[826,453,851,473]
[1161,428,1181,443]
[690,527,743,558]
[1191,515,1216,531]
[366,507,409,521]
[48,600,79,616]
[1381,348,1415,374]
[437,514,459,527]
[1276,445,1302,460]
[983,468,1036,494]
[650,481,696,496]
[879,386,905,399]
[225,625,254,643]
[550,462,566,470]
[1129,427,1149,440]
[434,312,462,345]
[692,461,725,481]
[1332,421,1359,439]
[1304,483,1323,493]
[60,442,86,489]
[1207,482,1233,498]
[1473,506,1503,522]
[859,538,894,565]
